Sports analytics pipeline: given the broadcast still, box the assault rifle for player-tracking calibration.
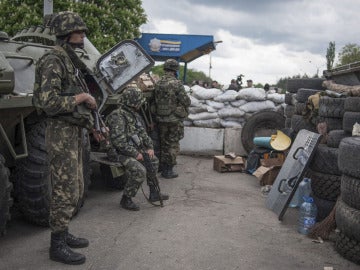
[130,134,163,207]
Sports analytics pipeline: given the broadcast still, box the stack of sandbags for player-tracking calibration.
[185,85,285,128]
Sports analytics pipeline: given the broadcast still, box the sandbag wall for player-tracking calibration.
[184,85,285,128]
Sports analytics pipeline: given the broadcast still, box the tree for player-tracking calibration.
[338,43,360,66]
[326,41,336,70]
[0,0,146,53]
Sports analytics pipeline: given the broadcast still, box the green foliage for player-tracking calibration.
[0,0,146,53]
[338,43,360,66]
[326,41,336,70]
[151,64,212,86]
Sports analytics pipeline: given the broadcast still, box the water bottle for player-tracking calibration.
[298,196,318,235]
[289,178,312,208]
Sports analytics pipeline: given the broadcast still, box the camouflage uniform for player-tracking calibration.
[154,59,191,177]
[106,90,156,198]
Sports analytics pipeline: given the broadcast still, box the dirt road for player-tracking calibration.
[0,155,358,269]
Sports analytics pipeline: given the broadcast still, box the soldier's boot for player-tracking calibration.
[65,230,89,248]
[157,162,165,173]
[120,195,140,211]
[161,165,178,179]
[49,231,86,265]
[149,185,170,202]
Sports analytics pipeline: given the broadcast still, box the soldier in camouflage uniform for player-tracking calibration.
[154,59,191,178]
[32,11,96,265]
[106,87,169,211]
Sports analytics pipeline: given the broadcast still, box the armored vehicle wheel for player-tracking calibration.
[14,121,91,226]
[0,154,13,235]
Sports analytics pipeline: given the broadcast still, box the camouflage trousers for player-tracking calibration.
[158,122,184,166]
[121,155,159,197]
[46,119,84,233]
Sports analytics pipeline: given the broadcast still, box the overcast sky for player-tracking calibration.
[140,0,359,86]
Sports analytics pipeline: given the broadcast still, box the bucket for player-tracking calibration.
[270,130,291,151]
[253,137,272,149]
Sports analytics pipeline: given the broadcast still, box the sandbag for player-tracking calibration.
[218,107,245,118]
[191,86,222,100]
[213,90,238,102]
[266,93,285,104]
[236,88,266,101]
[240,100,276,113]
[188,112,219,121]
[220,119,243,128]
[206,100,225,110]
[193,118,222,128]
[230,99,247,107]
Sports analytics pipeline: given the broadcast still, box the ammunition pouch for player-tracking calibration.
[174,106,188,119]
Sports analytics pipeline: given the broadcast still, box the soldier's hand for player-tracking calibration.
[75,93,97,109]
[146,149,155,159]
[136,153,143,161]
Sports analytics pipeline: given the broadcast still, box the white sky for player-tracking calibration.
[140,0,360,86]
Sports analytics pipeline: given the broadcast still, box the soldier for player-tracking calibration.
[106,87,169,211]
[153,59,191,178]
[32,11,97,265]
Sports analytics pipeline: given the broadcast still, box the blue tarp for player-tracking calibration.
[135,33,216,63]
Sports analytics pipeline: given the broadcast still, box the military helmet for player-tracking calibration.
[51,11,88,37]
[120,87,145,108]
[164,59,179,72]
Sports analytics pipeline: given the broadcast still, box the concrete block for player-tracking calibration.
[224,127,247,156]
[180,126,224,156]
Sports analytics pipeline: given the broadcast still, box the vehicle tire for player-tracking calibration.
[14,120,50,226]
[344,96,360,112]
[296,88,320,103]
[290,114,317,133]
[309,144,341,176]
[294,102,306,115]
[341,174,360,210]
[284,105,295,118]
[343,111,360,133]
[338,137,360,178]
[321,116,343,132]
[286,78,325,93]
[312,194,336,222]
[308,169,341,202]
[335,231,360,265]
[0,154,13,235]
[318,96,345,118]
[327,130,348,148]
[336,199,360,242]
[241,111,285,153]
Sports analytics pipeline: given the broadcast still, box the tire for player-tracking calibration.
[327,130,348,148]
[336,199,360,242]
[309,144,341,176]
[286,78,325,93]
[338,137,360,178]
[14,120,50,226]
[294,102,306,115]
[100,164,126,190]
[343,111,360,133]
[318,96,345,118]
[0,154,13,235]
[320,116,343,132]
[14,121,90,226]
[284,93,294,105]
[308,169,341,202]
[284,105,295,118]
[312,194,336,222]
[341,174,360,210]
[335,231,360,265]
[241,111,285,153]
[296,88,321,103]
[290,114,317,133]
[344,96,360,112]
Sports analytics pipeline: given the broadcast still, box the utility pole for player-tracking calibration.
[209,54,212,78]
[43,0,53,15]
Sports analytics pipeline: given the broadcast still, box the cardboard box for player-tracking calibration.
[253,165,281,186]
[213,155,245,172]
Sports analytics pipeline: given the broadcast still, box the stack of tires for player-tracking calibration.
[284,78,325,133]
[334,97,360,265]
[307,95,347,221]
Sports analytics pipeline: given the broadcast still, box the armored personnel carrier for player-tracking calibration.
[0,21,154,233]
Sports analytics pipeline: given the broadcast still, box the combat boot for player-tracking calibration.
[120,195,140,211]
[149,185,170,202]
[49,231,86,265]
[161,164,178,179]
[65,230,89,248]
[157,162,165,173]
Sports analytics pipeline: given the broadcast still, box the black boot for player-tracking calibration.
[161,164,178,179]
[158,162,165,173]
[49,231,86,265]
[120,195,140,211]
[66,230,89,248]
[149,186,169,202]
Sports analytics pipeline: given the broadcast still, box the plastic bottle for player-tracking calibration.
[289,178,312,208]
[298,196,318,235]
